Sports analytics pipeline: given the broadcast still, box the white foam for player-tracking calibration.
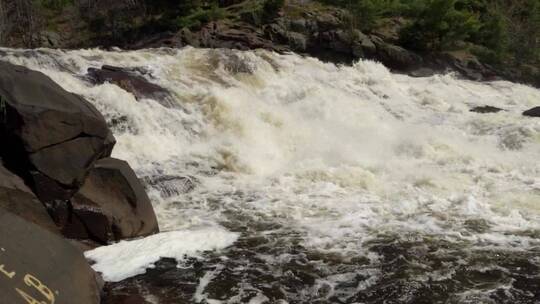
[2,47,539,286]
[85,228,239,282]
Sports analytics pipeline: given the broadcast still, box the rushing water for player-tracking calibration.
[2,47,540,303]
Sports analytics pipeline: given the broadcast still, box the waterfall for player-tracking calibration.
[2,47,539,303]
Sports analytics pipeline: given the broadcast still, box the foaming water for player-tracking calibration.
[2,47,539,303]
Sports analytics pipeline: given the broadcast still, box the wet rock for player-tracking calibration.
[0,209,101,304]
[101,294,152,304]
[101,258,203,304]
[65,158,159,244]
[523,106,540,117]
[142,175,197,198]
[87,65,170,102]
[0,62,115,204]
[0,163,58,233]
[371,35,423,70]
[470,106,504,113]
[409,67,437,78]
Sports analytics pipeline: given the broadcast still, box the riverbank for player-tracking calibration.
[1,0,539,87]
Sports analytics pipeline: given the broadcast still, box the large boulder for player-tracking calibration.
[0,61,115,204]
[371,35,423,70]
[0,163,58,233]
[0,209,101,304]
[523,106,540,117]
[64,158,159,244]
[86,65,171,102]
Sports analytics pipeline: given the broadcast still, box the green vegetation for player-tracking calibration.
[35,0,74,11]
[5,0,538,82]
[316,0,539,69]
[262,0,285,23]
[399,0,481,52]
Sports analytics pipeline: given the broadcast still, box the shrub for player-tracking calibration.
[176,3,225,30]
[38,0,73,11]
[262,0,285,23]
[399,0,480,51]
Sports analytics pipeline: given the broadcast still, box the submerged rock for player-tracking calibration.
[0,209,101,304]
[65,158,159,244]
[0,61,115,204]
[87,65,171,102]
[523,106,540,117]
[470,105,504,113]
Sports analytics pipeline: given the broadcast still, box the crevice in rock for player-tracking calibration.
[29,131,95,153]
[71,210,110,245]
[0,102,36,191]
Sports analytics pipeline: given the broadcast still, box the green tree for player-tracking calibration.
[262,0,285,23]
[399,0,480,51]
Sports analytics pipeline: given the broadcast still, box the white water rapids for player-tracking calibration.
[1,47,539,303]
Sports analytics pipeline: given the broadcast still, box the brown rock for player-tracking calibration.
[0,61,115,204]
[66,158,159,244]
[0,209,101,304]
[86,65,171,102]
[0,163,57,233]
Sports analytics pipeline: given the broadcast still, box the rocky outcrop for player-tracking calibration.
[87,65,171,102]
[0,60,161,303]
[64,158,159,244]
[0,62,115,204]
[0,209,101,304]
[523,106,540,117]
[146,20,289,53]
[0,61,159,244]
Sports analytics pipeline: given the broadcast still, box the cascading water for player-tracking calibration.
[1,47,539,303]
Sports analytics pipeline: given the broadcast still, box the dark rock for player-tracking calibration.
[101,294,152,304]
[39,31,62,48]
[314,12,341,32]
[523,106,540,117]
[470,106,504,114]
[0,61,115,204]
[306,30,356,64]
[0,163,58,233]
[101,258,204,304]
[409,67,437,78]
[0,209,101,304]
[352,30,376,58]
[371,35,423,70]
[289,18,309,33]
[287,32,308,52]
[66,158,159,244]
[86,65,171,102]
